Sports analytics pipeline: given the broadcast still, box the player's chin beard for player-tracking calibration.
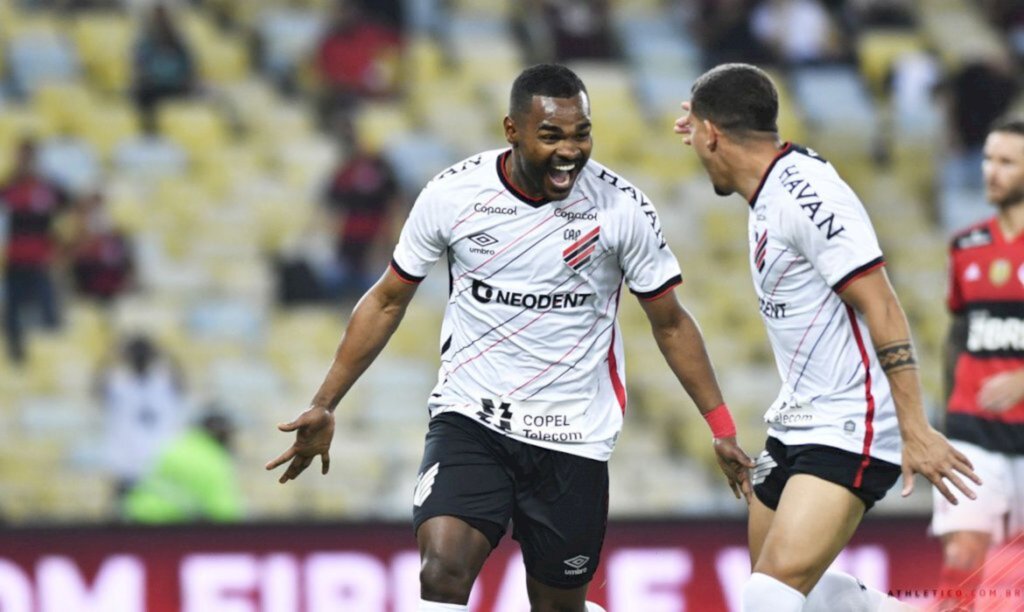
[713,183,733,197]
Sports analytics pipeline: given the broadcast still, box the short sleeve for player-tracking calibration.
[618,196,682,300]
[391,187,451,282]
[777,179,884,293]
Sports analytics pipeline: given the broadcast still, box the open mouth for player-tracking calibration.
[547,162,577,192]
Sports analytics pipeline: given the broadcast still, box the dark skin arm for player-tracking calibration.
[839,268,981,504]
[638,289,754,502]
[266,269,418,483]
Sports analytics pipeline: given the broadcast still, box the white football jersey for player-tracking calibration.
[392,149,682,460]
[748,144,901,466]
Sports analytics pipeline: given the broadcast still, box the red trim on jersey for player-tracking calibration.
[567,244,596,268]
[607,327,627,413]
[846,305,876,488]
[389,260,422,284]
[833,258,885,293]
[747,142,793,208]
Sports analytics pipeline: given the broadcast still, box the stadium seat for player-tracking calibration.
[70,12,133,94]
[157,100,231,164]
[7,19,80,98]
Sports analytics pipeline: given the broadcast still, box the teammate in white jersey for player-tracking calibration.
[267,64,754,612]
[675,63,981,612]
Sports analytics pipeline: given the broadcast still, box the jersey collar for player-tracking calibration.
[497,150,551,208]
[748,142,794,208]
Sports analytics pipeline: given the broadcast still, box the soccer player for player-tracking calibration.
[931,117,1024,612]
[674,63,981,612]
[267,63,754,612]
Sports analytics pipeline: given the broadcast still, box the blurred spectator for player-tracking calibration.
[123,407,244,524]
[69,191,135,305]
[0,139,68,365]
[695,0,772,67]
[96,334,186,506]
[516,0,614,62]
[751,0,845,65]
[946,60,1018,155]
[842,0,916,30]
[132,3,197,132]
[314,0,402,126]
[321,122,400,301]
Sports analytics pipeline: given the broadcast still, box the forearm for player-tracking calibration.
[310,287,410,411]
[860,297,930,434]
[650,307,725,414]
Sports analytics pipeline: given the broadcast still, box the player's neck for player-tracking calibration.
[735,138,785,203]
[996,200,1024,240]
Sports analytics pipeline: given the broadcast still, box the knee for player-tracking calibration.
[943,533,989,570]
[419,552,476,604]
[752,552,816,594]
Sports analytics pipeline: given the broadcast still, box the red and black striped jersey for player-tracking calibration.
[946,217,1024,454]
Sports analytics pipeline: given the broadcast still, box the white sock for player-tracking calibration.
[742,572,805,612]
[418,600,468,611]
[585,602,608,612]
[803,571,915,611]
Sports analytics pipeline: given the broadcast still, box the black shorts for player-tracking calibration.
[753,436,900,512]
[412,412,609,589]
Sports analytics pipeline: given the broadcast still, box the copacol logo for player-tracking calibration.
[471,279,592,310]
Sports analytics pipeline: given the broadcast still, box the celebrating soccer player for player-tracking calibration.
[675,63,980,612]
[268,63,753,612]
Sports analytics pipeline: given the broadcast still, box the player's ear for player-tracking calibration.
[703,119,719,152]
[503,115,518,147]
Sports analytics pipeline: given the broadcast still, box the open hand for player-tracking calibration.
[901,426,981,504]
[713,436,755,503]
[265,406,335,484]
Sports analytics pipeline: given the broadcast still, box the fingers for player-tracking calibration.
[740,476,753,505]
[321,450,331,475]
[265,447,296,471]
[943,471,976,501]
[279,455,313,484]
[933,477,957,505]
[900,465,914,497]
[277,420,299,432]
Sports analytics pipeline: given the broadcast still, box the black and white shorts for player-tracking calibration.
[412,412,609,589]
[753,436,900,511]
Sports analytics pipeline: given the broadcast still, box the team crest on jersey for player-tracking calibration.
[964,262,981,282]
[563,226,600,270]
[753,229,768,272]
[990,259,1011,286]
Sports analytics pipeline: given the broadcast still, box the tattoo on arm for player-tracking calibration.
[877,341,917,373]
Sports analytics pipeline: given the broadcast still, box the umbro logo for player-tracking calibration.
[468,232,499,247]
[563,555,590,576]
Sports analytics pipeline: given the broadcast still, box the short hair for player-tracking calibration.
[690,63,779,134]
[991,115,1024,138]
[509,64,588,118]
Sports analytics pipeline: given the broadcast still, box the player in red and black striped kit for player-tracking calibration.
[931,117,1024,611]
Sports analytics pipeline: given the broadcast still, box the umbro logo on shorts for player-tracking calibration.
[751,450,776,486]
[564,555,590,575]
[413,462,440,507]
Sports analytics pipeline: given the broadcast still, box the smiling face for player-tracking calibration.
[983,130,1024,210]
[504,93,593,201]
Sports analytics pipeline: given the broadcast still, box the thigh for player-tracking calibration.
[413,413,515,549]
[525,574,589,612]
[747,493,775,568]
[513,447,609,591]
[931,441,1011,543]
[754,473,866,594]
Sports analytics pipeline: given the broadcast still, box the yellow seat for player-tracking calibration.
[32,81,95,135]
[857,31,924,97]
[77,100,141,161]
[157,101,230,164]
[71,12,133,93]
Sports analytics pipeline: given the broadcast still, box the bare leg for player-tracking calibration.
[417,516,492,604]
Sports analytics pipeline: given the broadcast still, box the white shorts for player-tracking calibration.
[930,440,1024,544]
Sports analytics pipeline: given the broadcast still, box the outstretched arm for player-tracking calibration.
[266,268,419,483]
[838,268,981,504]
[638,290,754,502]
